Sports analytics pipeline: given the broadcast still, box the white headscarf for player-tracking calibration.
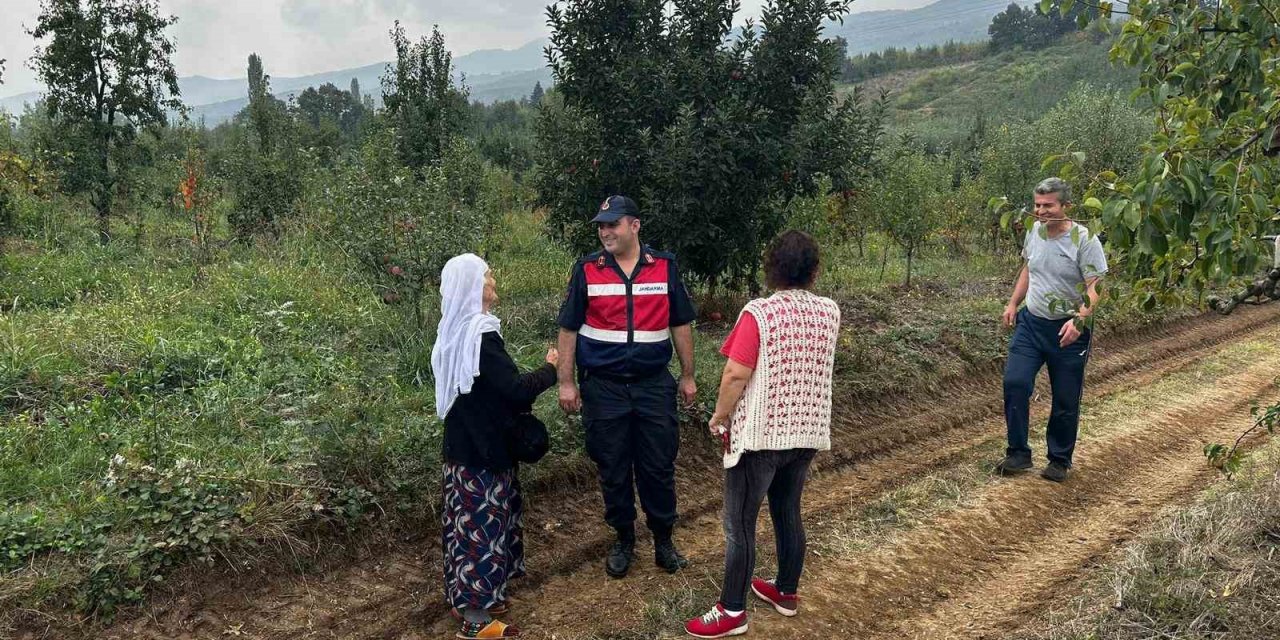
[432,253,502,420]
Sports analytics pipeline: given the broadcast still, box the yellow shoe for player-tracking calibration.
[456,619,520,639]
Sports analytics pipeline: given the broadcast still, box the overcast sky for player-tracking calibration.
[1,0,934,96]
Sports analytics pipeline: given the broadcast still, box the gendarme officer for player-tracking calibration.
[557,194,697,578]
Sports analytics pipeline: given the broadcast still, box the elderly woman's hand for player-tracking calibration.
[545,347,559,366]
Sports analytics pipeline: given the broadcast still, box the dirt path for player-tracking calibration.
[61,303,1280,640]
[500,314,1280,640]
[758,346,1280,640]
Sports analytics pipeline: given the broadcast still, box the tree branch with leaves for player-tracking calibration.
[28,0,183,245]
[994,0,1280,314]
[1030,0,1280,471]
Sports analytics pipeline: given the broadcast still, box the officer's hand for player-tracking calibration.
[545,347,559,366]
[1002,304,1018,329]
[678,374,697,406]
[559,382,581,414]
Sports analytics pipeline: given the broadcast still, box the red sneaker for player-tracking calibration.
[750,577,798,617]
[685,603,748,638]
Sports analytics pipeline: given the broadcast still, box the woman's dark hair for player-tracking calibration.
[764,230,820,290]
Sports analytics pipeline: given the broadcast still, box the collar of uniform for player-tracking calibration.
[596,245,658,271]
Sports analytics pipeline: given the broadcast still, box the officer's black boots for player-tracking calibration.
[654,535,688,574]
[606,527,636,578]
[605,526,687,577]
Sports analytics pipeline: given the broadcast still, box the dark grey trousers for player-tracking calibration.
[719,448,817,611]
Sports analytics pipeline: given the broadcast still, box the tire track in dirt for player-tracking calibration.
[85,304,1280,640]
[749,348,1280,639]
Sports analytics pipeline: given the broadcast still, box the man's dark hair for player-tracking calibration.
[764,230,820,290]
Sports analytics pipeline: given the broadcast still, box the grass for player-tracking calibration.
[843,34,1140,151]
[1032,439,1280,640]
[0,186,1203,626]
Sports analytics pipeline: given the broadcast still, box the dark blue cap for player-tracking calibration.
[591,195,640,223]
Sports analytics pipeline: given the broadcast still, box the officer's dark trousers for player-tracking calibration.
[1003,308,1092,466]
[581,370,679,537]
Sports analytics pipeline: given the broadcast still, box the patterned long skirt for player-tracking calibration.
[442,462,526,611]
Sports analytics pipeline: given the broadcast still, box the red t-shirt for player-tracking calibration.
[719,311,760,369]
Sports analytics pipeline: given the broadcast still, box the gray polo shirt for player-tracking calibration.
[1023,221,1108,320]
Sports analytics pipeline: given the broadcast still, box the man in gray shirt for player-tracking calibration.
[996,177,1106,482]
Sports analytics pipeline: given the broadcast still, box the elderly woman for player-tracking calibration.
[685,231,842,639]
[432,253,557,639]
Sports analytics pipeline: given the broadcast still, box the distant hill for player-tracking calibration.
[454,39,548,76]
[184,67,553,127]
[2,0,1037,121]
[827,0,1031,54]
[849,35,1136,150]
[1,38,553,124]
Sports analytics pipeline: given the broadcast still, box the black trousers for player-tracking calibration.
[720,448,816,610]
[581,370,679,536]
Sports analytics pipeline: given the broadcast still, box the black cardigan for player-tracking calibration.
[443,332,557,471]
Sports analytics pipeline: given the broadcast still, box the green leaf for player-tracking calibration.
[1226,47,1241,71]
[1204,443,1229,468]
[1247,193,1268,215]
[1083,197,1102,211]
[1123,202,1141,231]
[1180,176,1199,203]
[1039,0,1052,15]
[1151,231,1168,256]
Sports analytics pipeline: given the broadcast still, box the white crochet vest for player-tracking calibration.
[724,289,841,468]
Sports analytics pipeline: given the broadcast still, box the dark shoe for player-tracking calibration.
[1041,461,1070,483]
[606,538,636,578]
[655,537,689,573]
[995,454,1033,475]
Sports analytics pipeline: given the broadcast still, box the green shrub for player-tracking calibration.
[326,129,501,326]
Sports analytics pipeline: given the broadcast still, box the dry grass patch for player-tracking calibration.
[1030,442,1280,640]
